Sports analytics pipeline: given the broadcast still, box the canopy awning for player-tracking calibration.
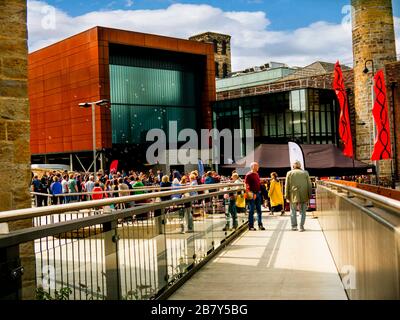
[223,144,374,176]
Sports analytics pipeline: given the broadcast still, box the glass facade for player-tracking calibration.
[109,44,203,145]
[213,88,339,147]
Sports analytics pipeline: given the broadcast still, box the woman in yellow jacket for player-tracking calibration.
[268,172,285,215]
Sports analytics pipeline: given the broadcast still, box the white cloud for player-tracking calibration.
[27,0,399,71]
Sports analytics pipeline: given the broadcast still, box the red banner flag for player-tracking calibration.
[371,70,392,160]
[109,160,118,173]
[333,61,354,158]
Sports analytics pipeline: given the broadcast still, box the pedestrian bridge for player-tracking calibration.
[0,181,399,300]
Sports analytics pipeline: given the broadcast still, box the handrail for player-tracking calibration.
[319,180,400,214]
[1,183,244,223]
[30,181,238,197]
[0,188,235,248]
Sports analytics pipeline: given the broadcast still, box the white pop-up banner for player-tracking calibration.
[288,142,305,170]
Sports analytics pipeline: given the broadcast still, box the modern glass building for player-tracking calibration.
[214,88,338,147]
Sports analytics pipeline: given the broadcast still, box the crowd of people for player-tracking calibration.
[30,168,227,207]
[31,161,313,232]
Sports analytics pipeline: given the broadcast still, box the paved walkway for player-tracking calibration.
[169,213,348,300]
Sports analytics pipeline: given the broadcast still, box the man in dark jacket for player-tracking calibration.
[245,162,265,231]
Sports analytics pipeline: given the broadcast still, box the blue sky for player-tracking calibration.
[28,0,400,71]
[43,0,373,31]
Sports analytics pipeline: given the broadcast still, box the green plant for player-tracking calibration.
[36,286,72,300]
[79,284,103,300]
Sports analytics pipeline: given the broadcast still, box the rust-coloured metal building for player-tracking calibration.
[29,26,216,170]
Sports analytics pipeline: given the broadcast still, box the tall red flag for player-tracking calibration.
[371,70,392,160]
[333,61,354,158]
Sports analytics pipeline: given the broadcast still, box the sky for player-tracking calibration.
[28,0,400,71]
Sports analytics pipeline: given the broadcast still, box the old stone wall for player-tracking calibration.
[0,0,31,211]
[189,32,231,78]
[0,0,34,299]
[384,61,400,180]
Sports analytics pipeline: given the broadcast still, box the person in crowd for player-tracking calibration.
[132,176,145,195]
[85,175,95,200]
[68,173,78,202]
[182,173,195,234]
[92,182,104,200]
[180,175,188,186]
[188,173,199,196]
[171,170,182,183]
[211,171,221,183]
[31,175,42,206]
[50,176,62,205]
[76,174,83,201]
[121,170,127,178]
[156,170,163,184]
[118,177,130,209]
[171,176,182,200]
[104,179,113,198]
[204,171,215,184]
[284,160,312,232]
[148,169,155,184]
[37,176,49,207]
[190,170,201,185]
[61,174,69,204]
[160,175,172,201]
[268,172,285,216]
[245,162,265,231]
[222,172,241,231]
[123,176,132,190]
[260,178,270,212]
[118,177,130,197]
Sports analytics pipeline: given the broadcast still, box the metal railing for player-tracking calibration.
[319,181,400,223]
[316,180,400,300]
[30,182,235,206]
[0,183,246,300]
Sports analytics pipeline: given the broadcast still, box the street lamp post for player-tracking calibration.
[79,99,110,175]
[363,59,379,185]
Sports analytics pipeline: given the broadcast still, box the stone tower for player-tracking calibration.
[351,0,397,179]
[0,0,34,299]
[189,32,232,78]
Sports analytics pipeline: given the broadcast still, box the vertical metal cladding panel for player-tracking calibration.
[111,105,197,144]
[109,50,200,144]
[109,65,196,107]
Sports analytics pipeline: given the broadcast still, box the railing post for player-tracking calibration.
[102,221,121,300]
[156,208,168,295]
[0,245,23,300]
[155,208,164,235]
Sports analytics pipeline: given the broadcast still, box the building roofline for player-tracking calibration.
[29,26,99,55]
[29,26,212,55]
[189,31,231,39]
[216,67,354,95]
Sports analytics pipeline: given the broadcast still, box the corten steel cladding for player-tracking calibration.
[371,70,392,161]
[28,27,216,155]
[333,61,354,158]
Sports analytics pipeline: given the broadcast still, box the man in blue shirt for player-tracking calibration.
[50,176,63,205]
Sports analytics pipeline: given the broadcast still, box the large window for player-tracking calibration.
[213,89,339,146]
[223,63,228,78]
[213,40,218,53]
[109,45,202,144]
[221,41,227,55]
[308,89,338,144]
